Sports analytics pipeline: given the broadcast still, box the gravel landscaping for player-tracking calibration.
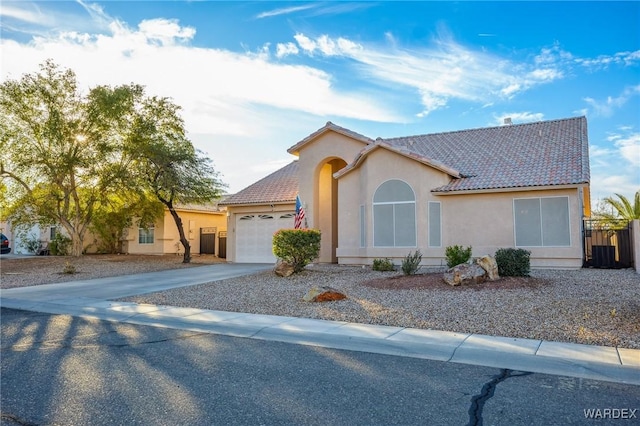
[1,255,639,349]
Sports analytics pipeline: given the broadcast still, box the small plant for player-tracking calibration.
[62,261,77,275]
[49,233,72,256]
[401,250,422,275]
[272,229,321,273]
[445,245,472,268]
[372,258,395,272]
[23,234,41,255]
[495,248,531,277]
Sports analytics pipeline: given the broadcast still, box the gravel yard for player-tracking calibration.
[2,255,639,349]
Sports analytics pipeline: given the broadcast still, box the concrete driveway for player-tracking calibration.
[0,263,272,301]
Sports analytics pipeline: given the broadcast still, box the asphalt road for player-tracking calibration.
[1,308,638,426]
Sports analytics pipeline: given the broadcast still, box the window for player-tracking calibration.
[138,225,155,244]
[428,202,441,247]
[373,180,416,247]
[50,226,57,240]
[514,197,570,247]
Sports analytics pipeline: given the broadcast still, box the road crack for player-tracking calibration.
[467,368,533,426]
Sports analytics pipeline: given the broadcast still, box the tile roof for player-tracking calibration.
[219,161,299,206]
[382,116,590,192]
[222,116,590,205]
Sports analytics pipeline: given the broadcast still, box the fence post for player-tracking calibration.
[632,220,640,274]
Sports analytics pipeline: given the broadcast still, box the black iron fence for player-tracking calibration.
[583,219,632,269]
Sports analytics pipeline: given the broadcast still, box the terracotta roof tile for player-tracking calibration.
[219,161,299,206]
[382,116,590,192]
[221,117,590,205]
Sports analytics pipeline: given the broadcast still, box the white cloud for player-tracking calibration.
[0,4,48,24]
[582,85,640,117]
[276,42,299,58]
[491,112,545,126]
[614,133,640,167]
[589,127,640,202]
[256,4,317,19]
[289,33,568,116]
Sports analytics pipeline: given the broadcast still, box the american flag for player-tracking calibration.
[294,195,306,229]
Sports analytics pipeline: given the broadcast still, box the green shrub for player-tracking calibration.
[401,250,422,275]
[372,258,395,272]
[23,234,41,254]
[272,229,321,273]
[49,233,72,256]
[495,248,531,277]
[445,245,472,268]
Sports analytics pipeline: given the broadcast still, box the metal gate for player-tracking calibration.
[583,219,632,268]
[218,231,227,259]
[200,227,216,255]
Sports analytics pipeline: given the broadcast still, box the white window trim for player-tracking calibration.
[512,196,571,247]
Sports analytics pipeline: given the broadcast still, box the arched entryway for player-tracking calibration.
[314,158,347,263]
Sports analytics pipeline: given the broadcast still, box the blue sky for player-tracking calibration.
[1,1,638,206]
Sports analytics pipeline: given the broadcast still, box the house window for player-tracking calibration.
[138,225,155,244]
[373,180,416,247]
[428,201,441,247]
[359,205,366,248]
[50,226,57,240]
[514,197,570,247]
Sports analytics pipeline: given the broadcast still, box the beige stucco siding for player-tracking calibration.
[336,149,451,263]
[125,210,226,256]
[296,132,369,231]
[336,149,584,269]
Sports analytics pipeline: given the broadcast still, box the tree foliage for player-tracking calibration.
[594,191,640,222]
[0,61,225,259]
[125,95,227,263]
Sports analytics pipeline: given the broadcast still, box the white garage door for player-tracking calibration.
[235,213,295,263]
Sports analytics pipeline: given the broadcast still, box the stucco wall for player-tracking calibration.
[336,148,585,269]
[296,131,369,262]
[125,210,226,256]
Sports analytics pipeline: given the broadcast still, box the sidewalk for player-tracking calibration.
[2,265,639,386]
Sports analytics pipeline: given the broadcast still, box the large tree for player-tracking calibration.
[126,95,226,263]
[0,60,143,256]
[0,61,225,259]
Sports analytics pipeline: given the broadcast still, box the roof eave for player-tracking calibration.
[431,182,589,195]
[334,142,462,180]
[287,122,373,156]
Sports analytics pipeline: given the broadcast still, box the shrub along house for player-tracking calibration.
[220,116,591,268]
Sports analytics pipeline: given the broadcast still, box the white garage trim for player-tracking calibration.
[235,212,295,263]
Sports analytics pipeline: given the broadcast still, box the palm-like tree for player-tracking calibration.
[595,190,640,222]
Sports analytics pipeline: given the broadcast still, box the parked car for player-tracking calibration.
[0,233,10,254]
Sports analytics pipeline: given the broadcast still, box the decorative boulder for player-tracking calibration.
[476,255,500,281]
[443,263,487,286]
[274,260,295,277]
[303,286,347,302]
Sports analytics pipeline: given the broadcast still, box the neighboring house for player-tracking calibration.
[221,116,591,268]
[122,203,228,257]
[1,203,228,257]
